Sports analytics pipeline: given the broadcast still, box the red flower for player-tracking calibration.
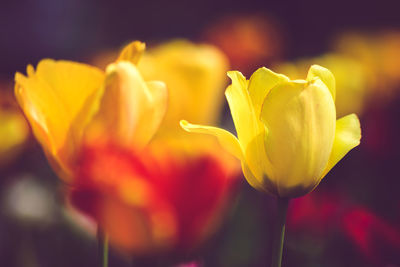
[69,140,239,254]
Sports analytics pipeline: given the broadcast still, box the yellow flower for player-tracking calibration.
[15,41,167,181]
[0,109,29,166]
[137,40,229,134]
[181,65,361,198]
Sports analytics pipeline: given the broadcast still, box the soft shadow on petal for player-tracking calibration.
[248,67,289,116]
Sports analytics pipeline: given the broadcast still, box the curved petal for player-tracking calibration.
[135,81,168,145]
[117,41,146,65]
[307,64,336,101]
[180,120,243,160]
[248,67,289,116]
[87,61,167,149]
[15,60,105,173]
[226,71,273,182]
[320,113,361,178]
[260,79,336,197]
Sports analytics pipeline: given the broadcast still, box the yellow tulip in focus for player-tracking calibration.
[138,40,229,134]
[15,41,167,181]
[181,65,361,198]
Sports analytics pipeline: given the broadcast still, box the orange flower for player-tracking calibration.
[15,41,167,181]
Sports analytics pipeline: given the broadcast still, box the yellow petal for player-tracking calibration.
[307,64,336,101]
[180,120,243,160]
[117,41,146,65]
[260,79,336,197]
[179,120,278,194]
[15,60,105,174]
[248,67,289,116]
[226,71,273,182]
[87,61,167,148]
[138,39,229,130]
[320,113,361,178]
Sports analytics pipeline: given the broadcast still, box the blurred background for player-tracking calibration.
[1,0,400,266]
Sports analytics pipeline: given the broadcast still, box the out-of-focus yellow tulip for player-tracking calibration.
[137,40,229,134]
[334,31,400,103]
[182,65,361,198]
[276,54,368,117]
[0,109,29,166]
[0,88,30,166]
[15,41,167,181]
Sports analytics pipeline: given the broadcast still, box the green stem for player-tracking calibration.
[98,229,109,267]
[271,197,290,267]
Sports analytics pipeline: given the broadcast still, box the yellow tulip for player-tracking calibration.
[15,41,167,181]
[137,40,229,134]
[181,65,361,198]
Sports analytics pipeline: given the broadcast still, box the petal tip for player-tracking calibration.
[179,120,190,131]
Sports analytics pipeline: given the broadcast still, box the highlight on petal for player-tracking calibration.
[14,60,105,175]
[320,113,361,178]
[180,120,243,160]
[248,67,289,115]
[86,61,167,149]
[260,79,336,197]
[117,41,146,65]
[307,64,336,101]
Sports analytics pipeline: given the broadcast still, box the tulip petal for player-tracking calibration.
[180,120,243,160]
[248,67,289,115]
[307,64,336,101]
[15,60,105,172]
[136,80,168,144]
[117,41,146,65]
[88,61,167,148]
[260,79,336,197]
[320,113,361,178]
[226,71,273,182]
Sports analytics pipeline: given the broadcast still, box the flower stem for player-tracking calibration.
[271,197,290,267]
[98,229,109,267]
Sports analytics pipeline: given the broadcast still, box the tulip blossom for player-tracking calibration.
[182,65,361,198]
[14,41,167,181]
